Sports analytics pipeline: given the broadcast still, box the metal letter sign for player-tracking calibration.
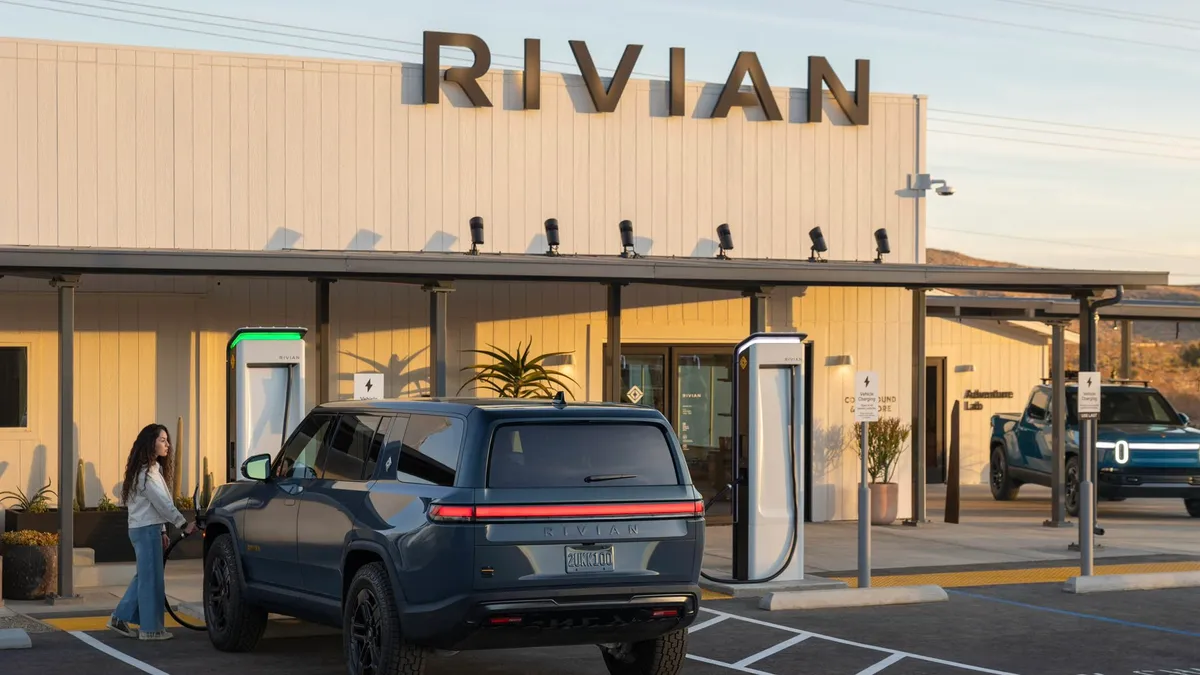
[855,371,880,423]
[1077,371,1101,418]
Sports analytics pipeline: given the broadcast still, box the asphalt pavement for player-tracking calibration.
[7,584,1200,675]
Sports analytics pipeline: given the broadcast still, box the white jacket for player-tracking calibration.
[126,462,188,532]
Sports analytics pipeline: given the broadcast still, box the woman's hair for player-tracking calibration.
[120,423,173,504]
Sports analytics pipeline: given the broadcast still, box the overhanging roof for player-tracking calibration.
[0,246,1171,293]
[927,295,1200,322]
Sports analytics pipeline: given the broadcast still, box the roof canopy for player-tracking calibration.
[0,246,1171,293]
[926,295,1200,322]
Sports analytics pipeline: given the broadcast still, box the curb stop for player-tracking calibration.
[1064,570,1200,595]
[759,585,949,611]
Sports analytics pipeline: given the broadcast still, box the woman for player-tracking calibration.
[107,423,196,640]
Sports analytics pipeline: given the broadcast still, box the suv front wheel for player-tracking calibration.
[343,562,428,675]
[600,628,688,675]
[204,533,268,652]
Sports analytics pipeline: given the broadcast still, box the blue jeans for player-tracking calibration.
[113,524,165,632]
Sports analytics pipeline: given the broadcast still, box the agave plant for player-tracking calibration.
[0,480,56,513]
[458,339,579,399]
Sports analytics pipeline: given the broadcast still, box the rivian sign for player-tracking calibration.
[422,31,871,126]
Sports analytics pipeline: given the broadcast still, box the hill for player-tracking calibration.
[927,248,1200,417]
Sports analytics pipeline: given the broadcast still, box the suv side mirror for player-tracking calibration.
[1179,412,1191,427]
[242,453,273,481]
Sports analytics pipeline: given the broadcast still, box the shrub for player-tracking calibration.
[1180,342,1200,368]
[851,416,911,484]
[1,530,59,547]
[97,494,121,511]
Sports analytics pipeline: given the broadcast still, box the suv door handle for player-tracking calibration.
[285,498,297,506]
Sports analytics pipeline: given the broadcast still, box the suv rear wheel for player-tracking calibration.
[204,533,268,652]
[343,562,427,675]
[989,447,1020,501]
[1186,499,1200,518]
[600,628,688,675]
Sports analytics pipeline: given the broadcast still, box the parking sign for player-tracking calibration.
[1077,371,1101,418]
[855,372,879,423]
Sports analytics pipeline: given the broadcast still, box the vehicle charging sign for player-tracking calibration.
[855,371,879,423]
[1078,371,1101,418]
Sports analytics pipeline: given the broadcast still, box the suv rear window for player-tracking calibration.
[487,422,681,488]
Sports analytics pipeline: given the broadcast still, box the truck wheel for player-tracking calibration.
[204,533,268,652]
[989,447,1020,501]
[601,628,688,675]
[1065,455,1081,518]
[1186,499,1200,518]
[343,562,427,675]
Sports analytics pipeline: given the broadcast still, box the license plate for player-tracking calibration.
[565,545,615,574]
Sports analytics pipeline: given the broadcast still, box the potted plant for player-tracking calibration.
[458,339,579,398]
[1,529,58,601]
[0,480,57,535]
[853,416,911,526]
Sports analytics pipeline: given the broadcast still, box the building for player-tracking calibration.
[0,36,1159,526]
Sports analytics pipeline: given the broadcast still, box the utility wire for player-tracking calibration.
[975,0,1200,30]
[928,117,1200,149]
[927,129,1200,161]
[929,227,1200,265]
[837,0,1200,54]
[928,108,1200,143]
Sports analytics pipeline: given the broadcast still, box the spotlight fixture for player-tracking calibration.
[544,218,561,256]
[716,224,734,259]
[808,226,828,263]
[468,216,485,255]
[913,173,955,196]
[619,220,641,258]
[873,228,890,264]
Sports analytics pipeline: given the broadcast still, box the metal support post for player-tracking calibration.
[314,278,332,404]
[1120,320,1132,380]
[1044,321,1071,527]
[606,283,622,402]
[858,421,871,589]
[54,275,81,602]
[905,288,928,526]
[425,283,453,397]
[745,287,770,334]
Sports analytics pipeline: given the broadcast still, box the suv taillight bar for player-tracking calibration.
[429,501,704,522]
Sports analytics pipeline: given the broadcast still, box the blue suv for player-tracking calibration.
[199,397,705,675]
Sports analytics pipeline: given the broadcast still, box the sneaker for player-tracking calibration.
[138,630,174,641]
[106,615,136,638]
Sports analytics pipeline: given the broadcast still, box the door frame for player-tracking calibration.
[926,356,947,485]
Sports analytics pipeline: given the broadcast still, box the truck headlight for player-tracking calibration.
[1114,440,1130,465]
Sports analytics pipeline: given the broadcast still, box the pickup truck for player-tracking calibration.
[990,381,1200,518]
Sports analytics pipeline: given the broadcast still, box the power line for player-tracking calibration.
[976,0,1200,30]
[837,0,1200,54]
[928,117,1200,149]
[927,128,1200,161]
[929,226,1200,265]
[927,108,1200,143]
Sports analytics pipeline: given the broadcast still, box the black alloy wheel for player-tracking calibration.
[1065,456,1081,518]
[349,587,384,675]
[206,555,231,634]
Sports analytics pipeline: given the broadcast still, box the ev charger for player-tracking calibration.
[225,327,307,482]
[730,332,807,583]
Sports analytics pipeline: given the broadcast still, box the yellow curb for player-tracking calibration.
[828,560,1200,589]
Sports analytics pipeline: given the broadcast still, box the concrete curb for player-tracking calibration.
[0,628,32,650]
[758,585,949,611]
[1063,570,1200,594]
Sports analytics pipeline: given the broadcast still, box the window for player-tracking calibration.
[275,413,335,479]
[318,414,387,481]
[0,347,28,428]
[1027,390,1050,422]
[487,422,682,489]
[1066,389,1181,426]
[391,414,464,487]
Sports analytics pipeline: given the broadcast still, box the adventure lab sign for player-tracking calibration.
[422,31,871,126]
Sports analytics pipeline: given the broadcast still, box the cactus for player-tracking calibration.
[74,458,86,511]
[173,416,184,499]
[200,456,213,510]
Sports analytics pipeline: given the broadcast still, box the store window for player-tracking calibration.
[0,347,28,428]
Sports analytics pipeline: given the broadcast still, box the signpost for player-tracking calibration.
[1076,371,1100,575]
[354,373,384,401]
[854,371,879,589]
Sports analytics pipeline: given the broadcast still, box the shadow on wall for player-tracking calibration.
[810,423,851,515]
[339,348,431,399]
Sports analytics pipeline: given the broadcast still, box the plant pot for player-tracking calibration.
[75,510,133,563]
[869,482,900,526]
[3,510,57,536]
[1,545,57,601]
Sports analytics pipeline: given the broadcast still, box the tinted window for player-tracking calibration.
[275,413,335,479]
[393,414,463,487]
[0,346,27,428]
[487,422,681,488]
[1027,390,1049,421]
[319,414,386,481]
[1067,389,1180,426]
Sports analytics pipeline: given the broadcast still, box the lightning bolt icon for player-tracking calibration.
[366,379,373,392]
[1087,377,1092,387]
[864,377,871,386]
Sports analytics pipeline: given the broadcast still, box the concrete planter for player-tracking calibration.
[1,545,57,601]
[1,509,202,562]
[869,483,899,525]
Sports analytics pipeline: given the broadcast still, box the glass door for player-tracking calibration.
[618,348,669,417]
[676,351,734,519]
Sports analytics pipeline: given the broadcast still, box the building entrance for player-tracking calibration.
[926,356,947,485]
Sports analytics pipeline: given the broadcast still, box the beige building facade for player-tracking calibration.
[0,37,1059,523]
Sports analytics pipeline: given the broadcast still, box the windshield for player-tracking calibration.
[1066,389,1180,426]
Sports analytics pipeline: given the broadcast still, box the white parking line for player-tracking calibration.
[732,633,812,668]
[688,614,731,634]
[68,631,172,675]
[690,608,1020,675]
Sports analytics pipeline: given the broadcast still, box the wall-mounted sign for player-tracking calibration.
[963,390,1014,399]
[354,373,384,401]
[423,31,870,125]
[965,402,985,411]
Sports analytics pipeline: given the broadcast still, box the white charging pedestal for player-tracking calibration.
[225,327,307,482]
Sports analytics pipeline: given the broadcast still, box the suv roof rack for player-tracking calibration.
[1039,374,1152,387]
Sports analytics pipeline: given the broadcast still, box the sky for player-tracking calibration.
[2,0,1198,284]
